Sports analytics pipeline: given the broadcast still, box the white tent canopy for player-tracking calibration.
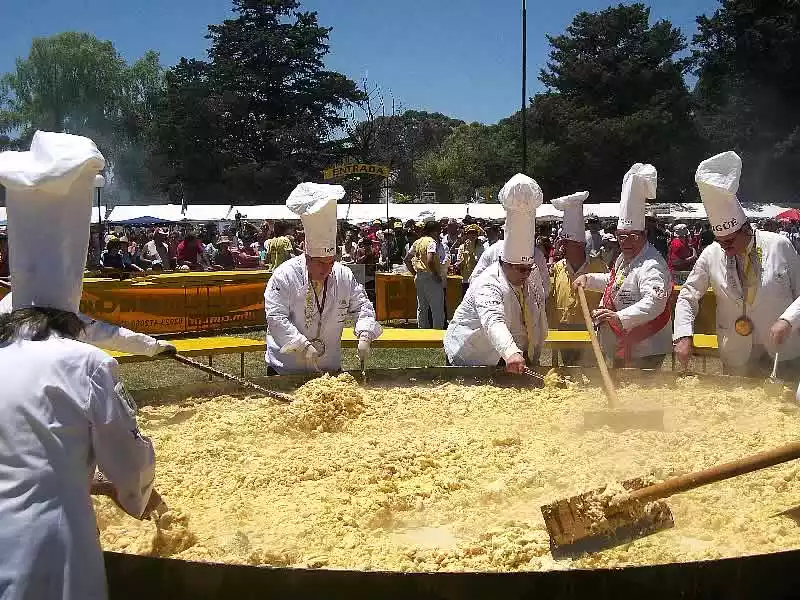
[107,204,233,223]
[96,201,795,226]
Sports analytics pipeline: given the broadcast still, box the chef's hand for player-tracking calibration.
[591,308,622,330]
[572,274,588,292]
[770,319,793,346]
[304,342,321,371]
[504,352,526,375]
[357,335,371,362]
[157,342,177,355]
[673,337,693,370]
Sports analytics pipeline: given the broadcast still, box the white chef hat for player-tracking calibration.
[695,151,745,237]
[0,131,105,313]
[286,182,345,257]
[499,173,542,265]
[618,163,657,231]
[552,191,590,243]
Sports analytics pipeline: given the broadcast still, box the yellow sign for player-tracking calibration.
[323,163,390,180]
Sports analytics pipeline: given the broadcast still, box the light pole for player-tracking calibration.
[521,0,528,174]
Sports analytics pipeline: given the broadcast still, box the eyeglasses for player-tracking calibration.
[616,233,642,243]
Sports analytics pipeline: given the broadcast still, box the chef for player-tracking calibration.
[444,174,547,372]
[265,182,382,374]
[574,164,673,369]
[548,191,608,364]
[0,289,177,357]
[674,152,800,376]
[0,131,159,599]
[469,222,549,297]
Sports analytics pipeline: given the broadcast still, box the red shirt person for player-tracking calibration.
[667,224,697,272]
[176,232,208,270]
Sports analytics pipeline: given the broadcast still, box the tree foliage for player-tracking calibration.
[5,1,800,207]
[0,32,164,200]
[693,0,800,201]
[530,3,703,201]
[151,0,363,204]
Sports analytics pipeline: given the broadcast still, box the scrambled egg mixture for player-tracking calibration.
[94,374,800,572]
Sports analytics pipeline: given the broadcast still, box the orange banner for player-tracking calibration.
[80,272,270,335]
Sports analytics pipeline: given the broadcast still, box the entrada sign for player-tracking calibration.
[323,163,389,180]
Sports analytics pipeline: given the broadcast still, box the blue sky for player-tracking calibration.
[0,0,719,124]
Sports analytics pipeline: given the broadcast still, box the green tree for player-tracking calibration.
[532,4,703,201]
[151,0,363,204]
[693,0,800,201]
[0,33,165,201]
[417,122,517,202]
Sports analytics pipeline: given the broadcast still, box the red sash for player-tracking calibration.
[601,264,672,363]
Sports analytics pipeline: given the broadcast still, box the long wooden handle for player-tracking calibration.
[170,354,292,403]
[577,285,619,408]
[627,441,800,504]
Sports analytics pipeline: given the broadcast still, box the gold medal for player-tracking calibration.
[734,316,754,337]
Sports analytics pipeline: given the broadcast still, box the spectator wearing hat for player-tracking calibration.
[140,228,172,270]
[454,224,484,296]
[212,236,236,270]
[100,237,143,272]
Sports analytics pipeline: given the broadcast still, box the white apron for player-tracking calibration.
[264,256,382,373]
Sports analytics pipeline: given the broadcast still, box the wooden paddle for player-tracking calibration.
[541,440,800,557]
[577,285,619,407]
[576,284,663,431]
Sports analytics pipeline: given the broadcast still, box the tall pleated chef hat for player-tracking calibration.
[695,151,745,237]
[618,163,657,231]
[551,191,590,243]
[286,182,345,257]
[0,131,105,313]
[500,173,543,265]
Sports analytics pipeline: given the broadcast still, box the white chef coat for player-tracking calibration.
[674,229,800,368]
[0,335,155,600]
[0,292,167,356]
[444,262,547,366]
[469,240,550,297]
[584,242,673,359]
[265,255,382,373]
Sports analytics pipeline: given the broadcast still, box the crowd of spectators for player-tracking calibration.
[4,214,800,283]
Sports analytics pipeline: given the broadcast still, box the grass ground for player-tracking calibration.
[120,330,445,391]
[119,327,726,392]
